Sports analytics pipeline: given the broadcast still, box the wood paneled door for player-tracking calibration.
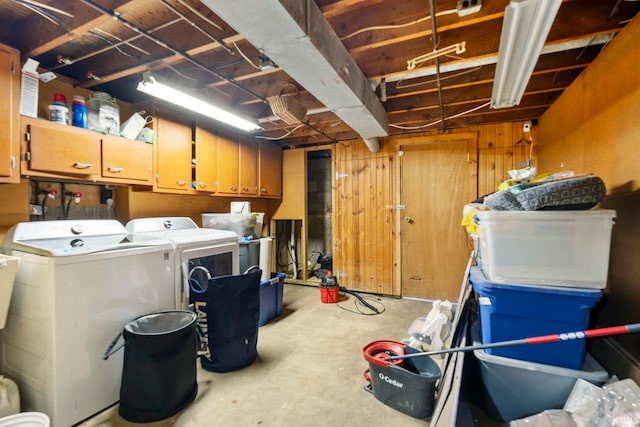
[397,133,478,301]
[333,141,396,295]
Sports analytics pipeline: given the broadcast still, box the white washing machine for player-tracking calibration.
[0,220,176,427]
[125,217,239,308]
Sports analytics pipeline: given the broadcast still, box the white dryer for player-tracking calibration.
[0,220,176,427]
[125,217,239,308]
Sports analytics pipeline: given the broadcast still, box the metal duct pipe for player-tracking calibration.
[364,137,381,153]
[201,0,388,152]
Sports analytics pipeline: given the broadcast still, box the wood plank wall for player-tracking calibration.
[333,140,396,295]
[477,123,536,197]
[537,14,640,382]
[331,120,535,296]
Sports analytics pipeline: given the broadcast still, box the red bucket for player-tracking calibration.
[362,340,405,368]
[320,286,339,303]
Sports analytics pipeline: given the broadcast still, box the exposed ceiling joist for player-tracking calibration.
[383,33,617,84]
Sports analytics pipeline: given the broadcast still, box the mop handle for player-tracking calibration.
[385,323,640,361]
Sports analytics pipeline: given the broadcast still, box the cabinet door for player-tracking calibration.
[239,137,257,195]
[0,45,20,183]
[217,133,239,194]
[24,118,101,176]
[258,140,282,198]
[193,125,217,193]
[101,134,152,183]
[154,109,192,192]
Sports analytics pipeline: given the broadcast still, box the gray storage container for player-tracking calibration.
[471,322,610,422]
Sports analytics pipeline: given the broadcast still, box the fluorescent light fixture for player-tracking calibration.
[491,0,561,109]
[136,73,261,132]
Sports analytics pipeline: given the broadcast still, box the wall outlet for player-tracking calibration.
[457,0,482,16]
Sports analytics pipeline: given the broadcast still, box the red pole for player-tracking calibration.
[385,323,640,362]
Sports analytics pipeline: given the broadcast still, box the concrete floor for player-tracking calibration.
[79,283,463,427]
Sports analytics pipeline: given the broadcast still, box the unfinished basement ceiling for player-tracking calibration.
[0,0,638,149]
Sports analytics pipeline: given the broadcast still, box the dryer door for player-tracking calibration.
[180,243,239,308]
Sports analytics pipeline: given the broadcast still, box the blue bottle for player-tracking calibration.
[72,95,87,128]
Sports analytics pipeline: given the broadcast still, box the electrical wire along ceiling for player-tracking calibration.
[0,0,638,149]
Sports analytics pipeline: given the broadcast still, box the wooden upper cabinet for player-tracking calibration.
[153,107,192,192]
[22,117,101,178]
[216,133,239,195]
[101,134,152,183]
[258,140,282,198]
[0,44,21,183]
[193,125,217,193]
[239,137,257,195]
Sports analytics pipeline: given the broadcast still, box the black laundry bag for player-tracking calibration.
[105,310,198,423]
[191,269,261,373]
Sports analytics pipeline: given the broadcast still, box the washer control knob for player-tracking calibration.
[70,238,85,248]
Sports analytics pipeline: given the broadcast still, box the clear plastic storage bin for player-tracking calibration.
[201,213,264,239]
[476,209,616,288]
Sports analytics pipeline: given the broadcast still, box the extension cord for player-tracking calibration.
[339,287,380,314]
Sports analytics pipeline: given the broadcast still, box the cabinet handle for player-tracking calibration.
[73,162,94,169]
[230,186,238,191]
[241,186,249,192]
[198,182,207,189]
[260,188,267,194]
[176,180,187,186]
[107,167,123,173]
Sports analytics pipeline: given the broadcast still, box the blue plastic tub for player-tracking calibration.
[259,272,285,326]
[469,267,601,369]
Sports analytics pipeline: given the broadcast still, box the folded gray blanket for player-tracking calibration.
[485,175,606,211]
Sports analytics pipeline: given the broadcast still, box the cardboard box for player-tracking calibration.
[20,58,39,118]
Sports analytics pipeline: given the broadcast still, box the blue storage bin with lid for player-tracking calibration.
[259,272,285,326]
[470,266,602,369]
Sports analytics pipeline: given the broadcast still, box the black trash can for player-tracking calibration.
[108,310,198,423]
[191,269,261,373]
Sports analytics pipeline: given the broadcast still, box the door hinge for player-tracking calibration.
[10,156,15,169]
[396,204,406,210]
[25,152,31,162]
[335,172,348,180]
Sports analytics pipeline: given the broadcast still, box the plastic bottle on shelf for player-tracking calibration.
[49,93,69,125]
[71,95,87,128]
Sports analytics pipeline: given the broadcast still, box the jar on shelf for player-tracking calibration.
[87,91,120,135]
[49,93,69,125]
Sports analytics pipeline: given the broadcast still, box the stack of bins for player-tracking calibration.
[470,209,616,422]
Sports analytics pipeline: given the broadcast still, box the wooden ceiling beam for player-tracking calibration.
[13,0,141,58]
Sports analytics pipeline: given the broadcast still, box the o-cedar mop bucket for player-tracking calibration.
[363,341,441,419]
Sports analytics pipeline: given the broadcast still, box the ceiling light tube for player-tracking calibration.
[136,73,261,132]
[491,0,561,109]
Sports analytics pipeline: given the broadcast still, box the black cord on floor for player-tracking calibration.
[336,287,386,315]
